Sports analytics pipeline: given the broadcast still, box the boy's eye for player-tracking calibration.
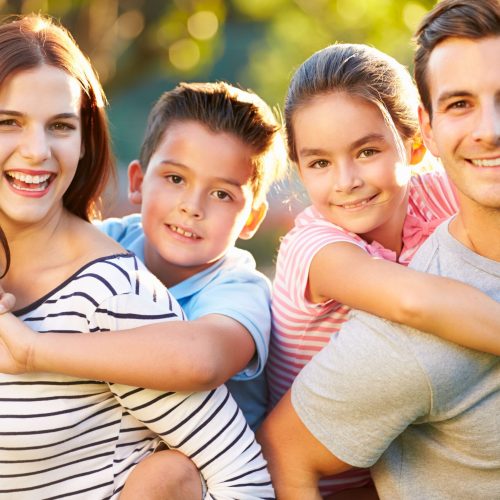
[212,190,232,201]
[166,174,183,184]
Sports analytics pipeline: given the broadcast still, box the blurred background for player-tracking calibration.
[0,0,435,276]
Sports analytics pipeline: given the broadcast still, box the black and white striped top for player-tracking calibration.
[1,253,274,499]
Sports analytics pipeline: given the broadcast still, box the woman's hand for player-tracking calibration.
[0,285,35,374]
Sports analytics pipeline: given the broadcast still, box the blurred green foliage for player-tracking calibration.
[0,0,437,273]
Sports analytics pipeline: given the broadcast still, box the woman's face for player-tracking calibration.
[293,92,411,245]
[0,65,83,232]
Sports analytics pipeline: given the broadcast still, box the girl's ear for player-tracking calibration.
[128,160,144,206]
[239,201,268,240]
[410,134,427,165]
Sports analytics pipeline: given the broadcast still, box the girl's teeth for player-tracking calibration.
[6,171,52,190]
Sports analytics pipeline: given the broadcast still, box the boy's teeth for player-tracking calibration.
[471,158,500,167]
[171,225,197,239]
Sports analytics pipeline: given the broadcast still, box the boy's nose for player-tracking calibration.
[179,197,203,219]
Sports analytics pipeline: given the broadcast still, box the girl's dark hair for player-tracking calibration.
[285,43,420,163]
[0,15,114,221]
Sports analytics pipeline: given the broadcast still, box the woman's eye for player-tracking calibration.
[51,122,76,131]
[0,119,18,127]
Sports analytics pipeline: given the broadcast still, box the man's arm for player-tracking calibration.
[258,390,352,500]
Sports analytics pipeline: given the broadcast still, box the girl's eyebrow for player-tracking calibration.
[350,133,387,150]
[299,133,387,158]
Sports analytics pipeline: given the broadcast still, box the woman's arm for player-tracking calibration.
[309,242,500,355]
[0,309,255,390]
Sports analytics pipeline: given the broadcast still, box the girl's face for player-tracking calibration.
[294,92,411,244]
[0,65,83,232]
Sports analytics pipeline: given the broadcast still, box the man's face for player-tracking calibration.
[419,36,500,212]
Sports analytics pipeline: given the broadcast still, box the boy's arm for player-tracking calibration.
[258,390,352,500]
[0,311,255,390]
[309,242,500,355]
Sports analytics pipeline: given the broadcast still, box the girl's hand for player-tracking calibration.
[0,311,36,374]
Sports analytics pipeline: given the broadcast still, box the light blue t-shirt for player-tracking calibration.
[96,213,271,430]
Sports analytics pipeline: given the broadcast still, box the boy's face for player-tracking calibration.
[129,120,266,285]
[419,36,500,212]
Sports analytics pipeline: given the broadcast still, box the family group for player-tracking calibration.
[0,0,498,498]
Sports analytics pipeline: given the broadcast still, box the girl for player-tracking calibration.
[265,43,500,497]
[0,15,273,499]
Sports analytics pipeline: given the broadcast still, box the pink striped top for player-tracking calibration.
[267,171,458,494]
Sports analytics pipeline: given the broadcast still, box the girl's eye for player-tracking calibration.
[310,159,329,169]
[212,190,232,201]
[358,148,378,159]
[166,174,183,184]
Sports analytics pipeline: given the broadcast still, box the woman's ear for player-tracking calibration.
[239,201,268,240]
[410,134,427,165]
[128,160,144,206]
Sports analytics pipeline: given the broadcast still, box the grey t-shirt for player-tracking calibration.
[292,220,500,499]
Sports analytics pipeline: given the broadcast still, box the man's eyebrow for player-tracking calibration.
[437,90,473,106]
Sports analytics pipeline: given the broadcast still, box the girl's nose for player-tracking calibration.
[334,162,362,193]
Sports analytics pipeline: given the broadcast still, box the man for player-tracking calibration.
[258,1,500,498]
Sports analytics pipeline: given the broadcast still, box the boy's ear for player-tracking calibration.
[239,201,268,240]
[128,160,144,206]
[409,134,427,165]
[418,104,439,158]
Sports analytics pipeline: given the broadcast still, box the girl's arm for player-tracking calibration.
[0,308,255,390]
[309,242,500,355]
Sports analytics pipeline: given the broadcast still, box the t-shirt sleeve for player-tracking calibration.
[292,311,431,468]
[186,270,272,380]
[92,292,274,499]
[276,221,366,317]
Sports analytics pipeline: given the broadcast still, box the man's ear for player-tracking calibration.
[418,104,439,158]
[409,134,427,165]
[128,160,144,206]
[239,201,268,240]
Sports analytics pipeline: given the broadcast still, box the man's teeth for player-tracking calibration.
[471,158,500,167]
[170,225,198,239]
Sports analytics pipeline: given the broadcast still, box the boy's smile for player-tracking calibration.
[129,120,265,287]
